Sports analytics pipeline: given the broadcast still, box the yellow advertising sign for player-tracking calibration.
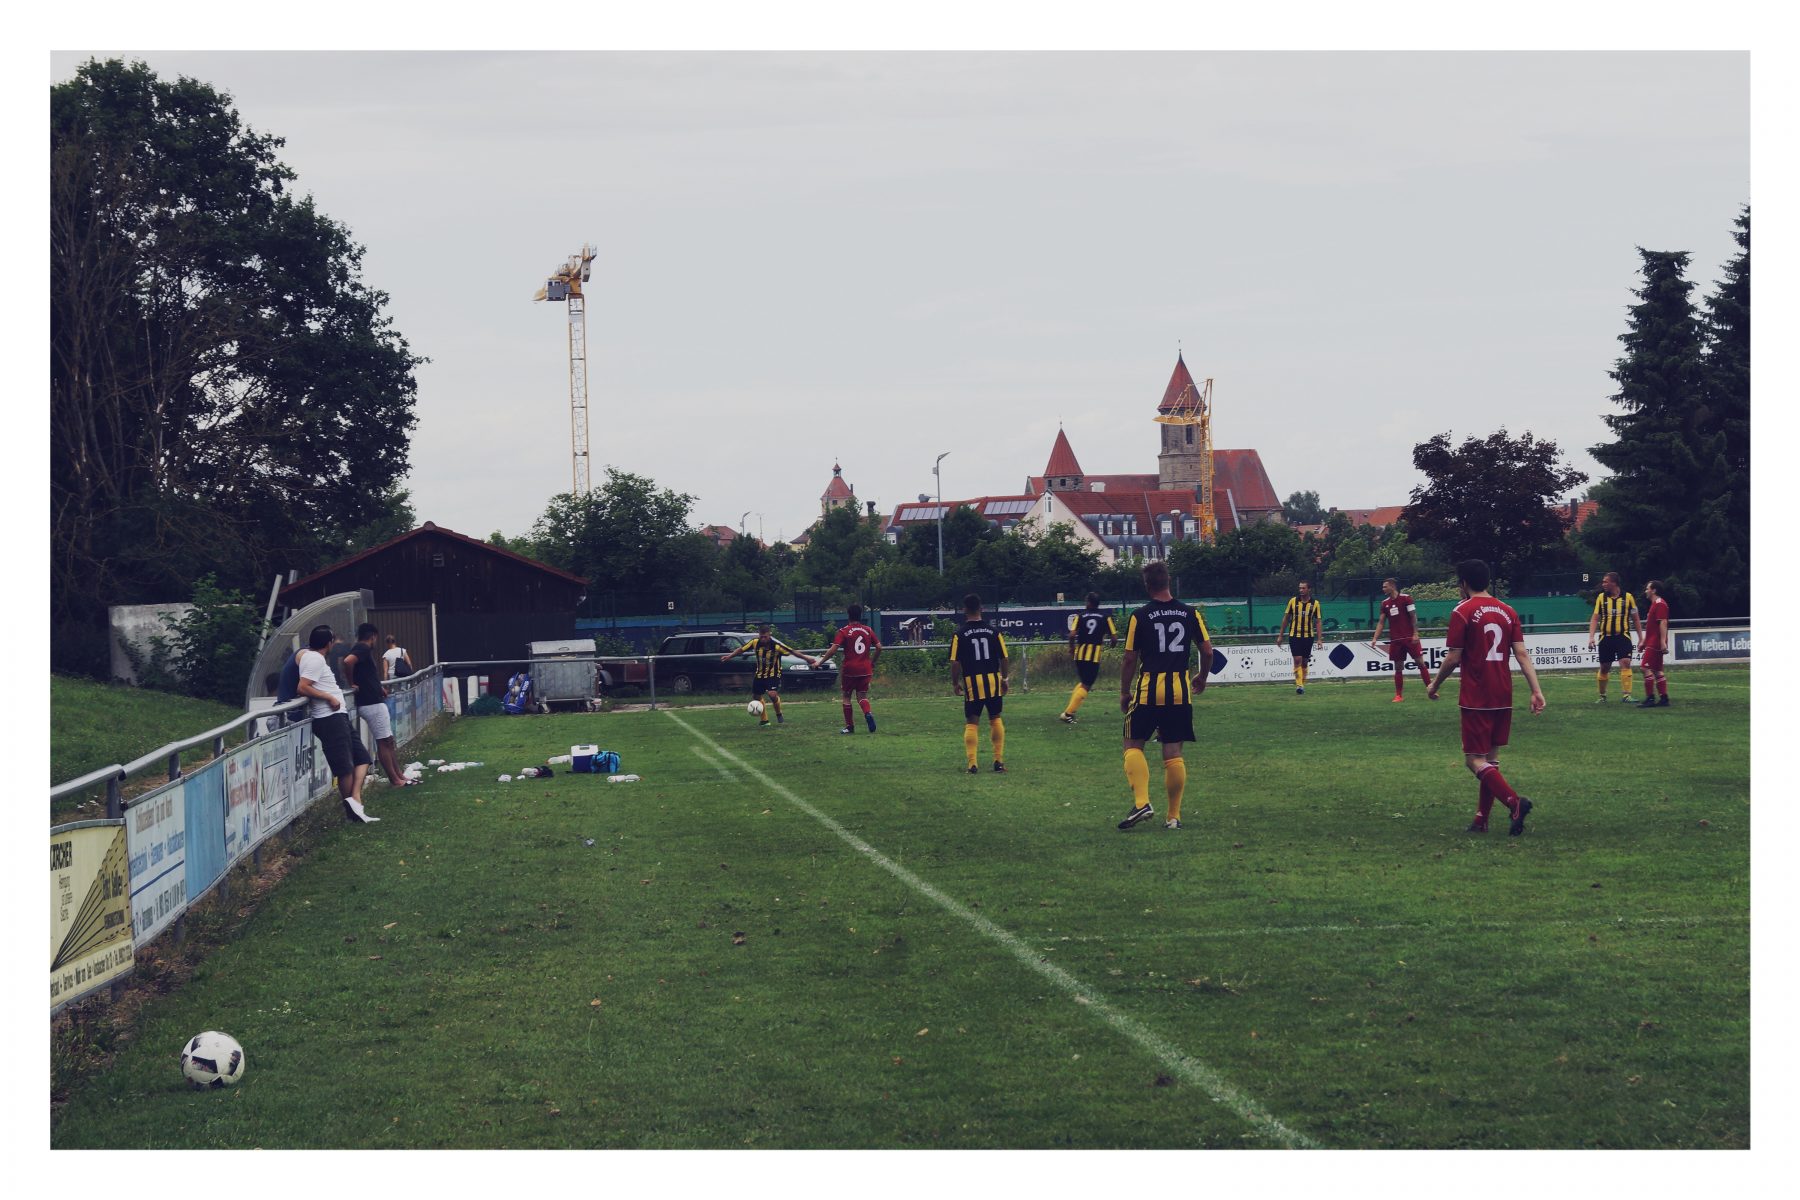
[51,822,135,1010]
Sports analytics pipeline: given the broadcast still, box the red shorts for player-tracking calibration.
[1460,708,1513,755]
[1387,637,1424,663]
[841,672,873,695]
[1642,648,1665,672]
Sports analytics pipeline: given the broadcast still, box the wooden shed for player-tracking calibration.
[279,522,588,666]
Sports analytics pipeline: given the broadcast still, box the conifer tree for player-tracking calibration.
[1585,227,1748,616]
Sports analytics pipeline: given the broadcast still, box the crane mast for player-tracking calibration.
[533,244,598,495]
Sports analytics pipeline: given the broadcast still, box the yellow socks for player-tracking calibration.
[1123,747,1150,808]
[989,717,1005,763]
[1164,758,1187,822]
[963,724,979,768]
[1597,670,1608,696]
[1621,666,1633,698]
[1064,684,1088,715]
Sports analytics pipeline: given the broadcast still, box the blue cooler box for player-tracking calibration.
[572,746,620,774]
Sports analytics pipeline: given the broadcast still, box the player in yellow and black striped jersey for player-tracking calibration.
[1116,561,1212,832]
[1277,581,1325,694]
[721,625,818,726]
[948,593,1010,773]
[1059,592,1118,723]
[1586,570,1643,702]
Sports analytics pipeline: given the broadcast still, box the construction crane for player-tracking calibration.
[1153,375,1217,541]
[532,244,598,495]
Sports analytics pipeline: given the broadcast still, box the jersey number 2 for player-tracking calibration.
[1484,624,1506,661]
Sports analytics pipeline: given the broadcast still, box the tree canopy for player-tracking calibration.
[1402,430,1587,578]
[51,58,422,673]
[1281,490,1326,525]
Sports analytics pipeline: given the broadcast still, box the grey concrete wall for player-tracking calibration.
[109,603,193,683]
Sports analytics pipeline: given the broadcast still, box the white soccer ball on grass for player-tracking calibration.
[180,1030,246,1089]
[748,700,764,718]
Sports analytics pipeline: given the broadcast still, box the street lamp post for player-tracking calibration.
[933,451,950,575]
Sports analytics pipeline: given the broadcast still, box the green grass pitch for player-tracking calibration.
[52,667,1748,1148]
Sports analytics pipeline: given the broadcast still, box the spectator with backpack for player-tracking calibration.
[382,635,414,680]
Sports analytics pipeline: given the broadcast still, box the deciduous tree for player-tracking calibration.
[1403,431,1587,577]
[51,59,421,673]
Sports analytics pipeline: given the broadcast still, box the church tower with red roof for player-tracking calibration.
[1157,352,1205,492]
[820,462,856,515]
[1042,428,1084,492]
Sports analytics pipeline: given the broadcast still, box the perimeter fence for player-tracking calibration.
[49,665,451,1015]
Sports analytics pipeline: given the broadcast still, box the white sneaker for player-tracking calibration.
[1164,818,1182,830]
[346,798,381,823]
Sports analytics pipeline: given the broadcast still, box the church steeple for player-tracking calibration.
[1043,427,1084,491]
[1157,352,1204,490]
[821,461,855,514]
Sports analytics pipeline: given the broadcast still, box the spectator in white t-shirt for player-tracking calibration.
[297,625,379,824]
[381,636,414,681]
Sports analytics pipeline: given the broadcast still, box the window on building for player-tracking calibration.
[1185,425,1194,445]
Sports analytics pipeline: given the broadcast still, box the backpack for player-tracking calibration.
[392,654,413,678]
[275,650,301,703]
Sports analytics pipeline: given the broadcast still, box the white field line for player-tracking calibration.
[665,709,1318,1150]
[689,744,737,783]
[1032,913,1748,946]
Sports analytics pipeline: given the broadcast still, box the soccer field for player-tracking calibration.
[51,667,1750,1149]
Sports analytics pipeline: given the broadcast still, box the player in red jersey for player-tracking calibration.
[1638,580,1672,708]
[814,603,883,733]
[1371,577,1432,702]
[1427,559,1547,836]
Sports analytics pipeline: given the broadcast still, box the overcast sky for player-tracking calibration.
[49,50,1748,546]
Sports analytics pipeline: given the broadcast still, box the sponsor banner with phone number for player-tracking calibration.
[1204,628,1745,687]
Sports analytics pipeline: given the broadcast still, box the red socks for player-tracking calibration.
[859,698,872,716]
[1476,763,1520,817]
[841,701,853,726]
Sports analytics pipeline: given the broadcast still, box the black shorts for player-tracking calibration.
[752,675,782,695]
[315,711,372,777]
[963,696,1004,722]
[1598,634,1633,667]
[1288,636,1314,661]
[1126,703,1196,745]
[1075,659,1101,688]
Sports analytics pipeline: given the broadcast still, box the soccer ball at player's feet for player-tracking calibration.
[181,1030,246,1089]
[748,700,764,718]
[1117,803,1155,831]
[1509,797,1533,837]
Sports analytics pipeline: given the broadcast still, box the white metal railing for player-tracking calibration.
[50,666,449,1016]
